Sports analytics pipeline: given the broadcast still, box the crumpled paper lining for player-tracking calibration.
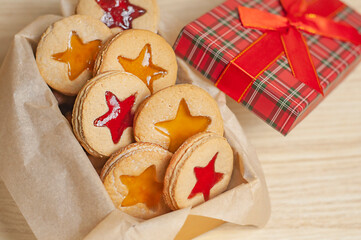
[0,15,115,240]
[0,0,270,239]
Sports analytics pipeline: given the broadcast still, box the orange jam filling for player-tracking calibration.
[120,165,163,209]
[52,31,102,81]
[155,98,211,153]
[118,44,167,93]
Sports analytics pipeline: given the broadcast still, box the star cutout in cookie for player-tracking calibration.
[155,98,211,152]
[52,31,101,81]
[96,0,146,29]
[118,44,167,93]
[188,152,223,201]
[94,91,135,144]
[120,165,163,209]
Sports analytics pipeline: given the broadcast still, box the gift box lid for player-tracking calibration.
[174,0,361,135]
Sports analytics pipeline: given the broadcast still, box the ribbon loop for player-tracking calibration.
[301,14,361,45]
[281,0,308,17]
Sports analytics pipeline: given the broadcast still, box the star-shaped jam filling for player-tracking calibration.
[118,44,167,93]
[94,91,135,144]
[155,98,211,153]
[52,31,102,81]
[96,0,146,29]
[188,152,224,201]
[120,165,163,209]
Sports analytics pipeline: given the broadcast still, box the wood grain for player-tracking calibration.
[0,0,361,239]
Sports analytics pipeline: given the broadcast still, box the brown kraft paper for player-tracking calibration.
[0,0,271,239]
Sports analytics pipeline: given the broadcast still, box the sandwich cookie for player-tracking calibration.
[94,29,177,93]
[163,132,233,210]
[36,15,112,96]
[72,71,150,158]
[77,0,159,33]
[134,84,224,153]
[100,143,172,219]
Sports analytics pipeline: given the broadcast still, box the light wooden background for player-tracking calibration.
[1,0,361,239]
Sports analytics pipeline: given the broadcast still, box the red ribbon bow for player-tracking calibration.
[216,0,361,101]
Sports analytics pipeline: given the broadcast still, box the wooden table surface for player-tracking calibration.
[1,0,361,239]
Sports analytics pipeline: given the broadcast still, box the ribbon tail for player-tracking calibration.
[280,0,308,16]
[281,27,323,95]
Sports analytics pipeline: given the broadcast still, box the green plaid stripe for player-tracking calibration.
[277,57,290,71]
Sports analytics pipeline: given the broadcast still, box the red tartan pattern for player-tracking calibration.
[174,0,361,135]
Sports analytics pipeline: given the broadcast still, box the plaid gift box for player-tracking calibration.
[174,0,361,135]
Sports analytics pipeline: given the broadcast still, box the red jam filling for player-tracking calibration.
[96,0,146,29]
[94,91,135,144]
[188,152,224,201]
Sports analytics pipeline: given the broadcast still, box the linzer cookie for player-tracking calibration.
[36,15,112,96]
[77,0,159,32]
[94,29,177,93]
[134,84,223,153]
[72,71,150,158]
[100,143,172,219]
[163,132,233,210]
